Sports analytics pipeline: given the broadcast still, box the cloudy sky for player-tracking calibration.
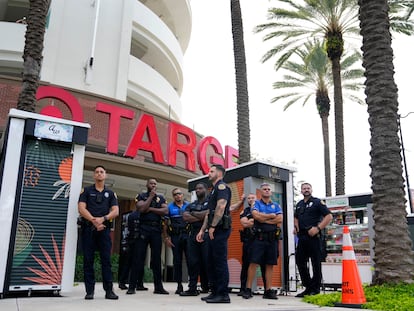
[180,0,414,200]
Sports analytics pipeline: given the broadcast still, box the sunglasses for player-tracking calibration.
[173,192,183,196]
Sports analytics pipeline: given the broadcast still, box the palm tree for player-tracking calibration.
[230,0,251,163]
[254,0,413,195]
[272,39,363,196]
[358,0,414,284]
[17,0,51,112]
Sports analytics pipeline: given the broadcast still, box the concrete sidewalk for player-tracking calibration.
[0,282,366,311]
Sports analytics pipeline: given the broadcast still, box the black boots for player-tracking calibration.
[105,289,119,300]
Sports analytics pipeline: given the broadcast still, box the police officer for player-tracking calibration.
[236,194,266,297]
[127,178,169,295]
[197,164,232,304]
[118,210,148,291]
[243,183,282,300]
[78,165,119,300]
[118,212,131,290]
[294,182,332,297]
[163,188,190,294]
[180,182,210,296]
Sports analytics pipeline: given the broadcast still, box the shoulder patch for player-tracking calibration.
[80,187,84,194]
[218,184,226,190]
[114,192,118,199]
[320,199,326,205]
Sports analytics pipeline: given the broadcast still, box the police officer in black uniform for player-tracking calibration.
[127,178,169,295]
[197,164,232,304]
[118,210,148,291]
[78,165,119,300]
[294,182,333,297]
[118,212,131,290]
[180,182,210,296]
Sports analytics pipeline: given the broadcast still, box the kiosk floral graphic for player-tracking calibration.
[23,234,65,285]
[9,139,72,287]
[52,157,73,200]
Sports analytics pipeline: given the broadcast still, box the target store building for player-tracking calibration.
[0,0,239,253]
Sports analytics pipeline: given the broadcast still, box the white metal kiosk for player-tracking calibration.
[0,109,89,298]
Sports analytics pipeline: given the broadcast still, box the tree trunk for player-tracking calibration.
[17,0,50,112]
[331,57,345,195]
[230,0,251,164]
[359,0,414,284]
[321,114,332,197]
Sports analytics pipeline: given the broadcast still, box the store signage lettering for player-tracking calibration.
[36,86,238,174]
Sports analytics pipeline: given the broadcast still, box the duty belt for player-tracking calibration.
[140,220,161,227]
[169,225,190,235]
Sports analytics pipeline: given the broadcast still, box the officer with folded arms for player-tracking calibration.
[233,193,266,297]
[243,183,282,300]
[181,182,210,296]
[127,178,169,295]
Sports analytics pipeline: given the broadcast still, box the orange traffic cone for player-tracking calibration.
[335,225,366,308]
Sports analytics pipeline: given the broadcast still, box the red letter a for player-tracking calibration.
[124,114,164,163]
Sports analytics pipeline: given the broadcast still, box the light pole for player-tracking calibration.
[398,112,414,214]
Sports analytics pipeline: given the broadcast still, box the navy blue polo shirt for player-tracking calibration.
[185,198,209,230]
[136,192,166,223]
[294,196,331,231]
[240,206,253,220]
[207,179,231,214]
[252,199,282,232]
[78,184,118,217]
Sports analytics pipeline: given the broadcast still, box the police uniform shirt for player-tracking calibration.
[79,185,118,217]
[240,206,252,220]
[239,206,254,238]
[185,198,208,230]
[127,210,141,239]
[295,196,331,232]
[207,180,231,214]
[166,201,189,229]
[136,192,166,223]
[252,199,282,232]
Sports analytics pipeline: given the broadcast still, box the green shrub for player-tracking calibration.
[303,283,414,311]
[75,254,153,283]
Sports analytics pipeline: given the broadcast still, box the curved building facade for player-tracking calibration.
[0,0,238,256]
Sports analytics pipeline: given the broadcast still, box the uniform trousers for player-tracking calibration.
[207,228,231,297]
[187,230,209,291]
[240,238,266,290]
[295,235,323,293]
[81,225,113,294]
[129,225,163,290]
[170,232,189,284]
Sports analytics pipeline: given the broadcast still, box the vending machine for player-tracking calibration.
[322,193,374,288]
[0,109,89,298]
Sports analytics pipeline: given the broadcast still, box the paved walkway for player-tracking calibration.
[0,282,366,311]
